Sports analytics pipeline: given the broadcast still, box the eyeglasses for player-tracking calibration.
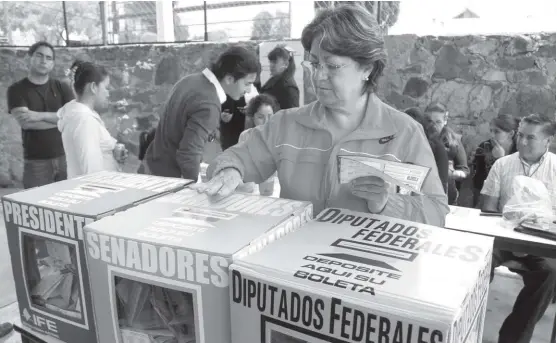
[301,60,348,75]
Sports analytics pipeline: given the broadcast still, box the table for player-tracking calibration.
[445,206,556,342]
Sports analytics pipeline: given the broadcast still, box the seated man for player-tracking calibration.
[480,113,556,343]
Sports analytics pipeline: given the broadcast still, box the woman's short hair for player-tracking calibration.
[300,4,387,93]
[491,114,520,133]
[70,60,108,96]
[268,45,296,77]
[246,94,280,117]
[210,45,261,81]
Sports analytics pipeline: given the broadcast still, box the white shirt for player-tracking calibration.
[57,100,120,179]
[481,151,556,212]
[202,68,227,104]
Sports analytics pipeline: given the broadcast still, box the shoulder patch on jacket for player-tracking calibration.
[379,134,395,144]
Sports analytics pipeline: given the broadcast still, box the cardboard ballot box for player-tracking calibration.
[1,172,192,342]
[230,208,494,343]
[84,187,313,343]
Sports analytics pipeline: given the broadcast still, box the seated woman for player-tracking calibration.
[424,102,469,205]
[196,5,448,226]
[471,114,519,207]
[235,94,280,196]
[58,61,127,178]
[404,107,449,195]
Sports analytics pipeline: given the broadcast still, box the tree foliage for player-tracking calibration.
[251,10,290,40]
[349,1,400,31]
[0,1,102,45]
[115,1,157,43]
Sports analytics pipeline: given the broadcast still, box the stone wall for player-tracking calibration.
[0,34,555,186]
[377,34,556,154]
[0,42,258,186]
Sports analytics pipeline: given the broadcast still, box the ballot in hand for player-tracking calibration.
[221,110,233,123]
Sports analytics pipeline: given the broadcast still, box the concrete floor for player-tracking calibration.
[0,188,554,343]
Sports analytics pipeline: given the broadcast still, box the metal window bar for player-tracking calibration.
[0,0,291,46]
[174,0,291,42]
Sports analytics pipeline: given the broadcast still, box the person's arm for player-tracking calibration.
[16,108,59,125]
[11,107,58,130]
[479,160,502,213]
[380,127,450,227]
[6,84,60,129]
[176,102,221,180]
[432,139,449,195]
[282,85,300,109]
[72,116,106,175]
[207,112,280,184]
[451,140,470,180]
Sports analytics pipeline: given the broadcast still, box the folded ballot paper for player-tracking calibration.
[84,187,312,343]
[231,208,494,343]
[2,171,191,343]
[338,155,430,195]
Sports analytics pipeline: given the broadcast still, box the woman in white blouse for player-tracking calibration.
[58,61,127,178]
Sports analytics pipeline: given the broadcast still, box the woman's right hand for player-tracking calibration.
[491,139,506,159]
[192,168,242,201]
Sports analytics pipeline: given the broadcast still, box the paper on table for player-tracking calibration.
[338,155,430,195]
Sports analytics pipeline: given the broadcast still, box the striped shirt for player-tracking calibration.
[481,151,556,212]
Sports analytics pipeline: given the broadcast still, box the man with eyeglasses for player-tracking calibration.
[6,41,75,189]
[480,113,556,343]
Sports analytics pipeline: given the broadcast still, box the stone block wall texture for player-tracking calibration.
[0,34,555,186]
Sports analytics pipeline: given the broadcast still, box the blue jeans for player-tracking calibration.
[23,156,67,189]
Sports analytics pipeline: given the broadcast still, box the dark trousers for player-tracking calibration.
[23,156,67,189]
[137,160,150,175]
[448,179,459,205]
[490,249,556,343]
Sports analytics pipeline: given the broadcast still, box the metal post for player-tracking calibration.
[62,1,70,45]
[288,1,292,38]
[376,1,382,24]
[203,1,208,41]
[99,1,107,45]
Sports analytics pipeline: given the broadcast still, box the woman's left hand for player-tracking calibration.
[350,176,389,213]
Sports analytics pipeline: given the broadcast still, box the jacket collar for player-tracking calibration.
[295,93,398,140]
[202,68,227,104]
